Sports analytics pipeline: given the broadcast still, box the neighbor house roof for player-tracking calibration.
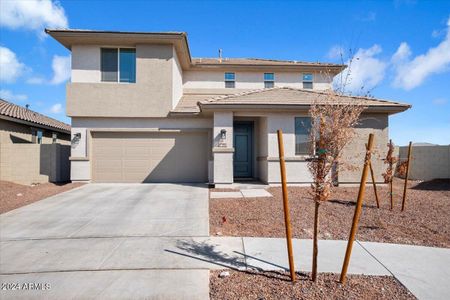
[45,29,345,72]
[0,99,71,133]
[172,87,411,114]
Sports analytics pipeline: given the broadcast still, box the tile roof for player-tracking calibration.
[0,99,71,133]
[192,58,344,68]
[172,87,411,114]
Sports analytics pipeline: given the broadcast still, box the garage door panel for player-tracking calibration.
[91,132,208,183]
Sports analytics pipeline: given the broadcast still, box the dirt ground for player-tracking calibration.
[0,181,85,214]
[210,270,416,300]
[210,178,450,248]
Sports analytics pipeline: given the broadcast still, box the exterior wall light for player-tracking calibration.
[220,129,227,140]
[219,129,227,147]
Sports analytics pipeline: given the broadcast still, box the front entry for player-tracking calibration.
[233,122,253,178]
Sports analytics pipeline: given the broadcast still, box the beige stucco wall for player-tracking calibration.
[0,143,70,184]
[398,145,450,180]
[0,119,70,145]
[252,112,389,184]
[212,112,234,184]
[172,47,183,109]
[339,114,389,183]
[70,117,213,181]
[71,45,100,83]
[67,44,179,117]
[183,70,331,90]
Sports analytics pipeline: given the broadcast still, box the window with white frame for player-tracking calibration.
[264,73,274,88]
[295,117,312,155]
[302,73,313,89]
[101,48,136,83]
[224,72,235,88]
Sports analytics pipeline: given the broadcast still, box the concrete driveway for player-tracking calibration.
[0,184,210,299]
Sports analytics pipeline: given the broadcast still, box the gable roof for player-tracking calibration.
[0,99,71,133]
[172,87,411,114]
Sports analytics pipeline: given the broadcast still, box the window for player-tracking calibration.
[52,132,58,143]
[101,48,136,83]
[303,73,313,89]
[295,117,312,155]
[36,130,43,144]
[224,72,235,88]
[264,73,274,88]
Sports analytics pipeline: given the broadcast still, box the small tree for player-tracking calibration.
[382,140,397,209]
[307,89,366,281]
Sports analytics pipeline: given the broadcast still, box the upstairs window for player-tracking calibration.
[101,48,136,83]
[224,72,235,88]
[303,73,313,89]
[264,73,274,88]
[295,117,312,155]
[52,132,58,144]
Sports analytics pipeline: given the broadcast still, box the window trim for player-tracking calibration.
[264,72,275,88]
[224,72,236,88]
[294,116,313,156]
[101,47,136,84]
[302,73,314,89]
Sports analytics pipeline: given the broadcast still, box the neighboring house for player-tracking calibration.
[0,99,71,184]
[0,99,71,145]
[47,29,410,186]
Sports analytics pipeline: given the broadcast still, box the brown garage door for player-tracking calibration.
[91,131,208,183]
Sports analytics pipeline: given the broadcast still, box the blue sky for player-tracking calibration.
[0,0,449,146]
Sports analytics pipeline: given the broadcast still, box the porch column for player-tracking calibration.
[212,111,234,185]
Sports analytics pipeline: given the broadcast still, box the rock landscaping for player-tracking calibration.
[210,179,450,248]
[0,181,85,214]
[210,270,416,300]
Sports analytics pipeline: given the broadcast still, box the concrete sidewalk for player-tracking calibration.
[2,236,449,299]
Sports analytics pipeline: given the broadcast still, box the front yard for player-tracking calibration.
[0,181,85,214]
[210,271,415,300]
[210,178,450,248]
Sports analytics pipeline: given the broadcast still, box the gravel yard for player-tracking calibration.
[210,270,416,300]
[0,181,85,214]
[210,179,450,248]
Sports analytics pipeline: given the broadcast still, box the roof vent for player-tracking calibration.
[218,48,223,63]
[25,104,30,109]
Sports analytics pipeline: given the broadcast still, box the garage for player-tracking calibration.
[91,131,209,183]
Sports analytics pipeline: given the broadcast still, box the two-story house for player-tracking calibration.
[47,29,410,186]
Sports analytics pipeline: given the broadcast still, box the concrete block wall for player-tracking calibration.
[0,143,70,185]
[398,145,450,180]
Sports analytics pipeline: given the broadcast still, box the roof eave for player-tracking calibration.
[45,29,193,67]
[198,103,411,114]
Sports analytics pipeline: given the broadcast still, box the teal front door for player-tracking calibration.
[233,122,253,178]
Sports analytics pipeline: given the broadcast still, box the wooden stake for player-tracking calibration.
[277,129,296,282]
[366,143,380,208]
[389,139,394,210]
[369,162,380,208]
[401,142,413,212]
[340,133,374,284]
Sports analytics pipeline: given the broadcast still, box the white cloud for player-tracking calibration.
[0,89,28,102]
[334,45,387,94]
[392,16,450,90]
[0,46,27,83]
[432,98,448,105]
[26,76,45,84]
[49,103,62,113]
[0,0,68,36]
[50,55,70,84]
[327,45,345,60]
